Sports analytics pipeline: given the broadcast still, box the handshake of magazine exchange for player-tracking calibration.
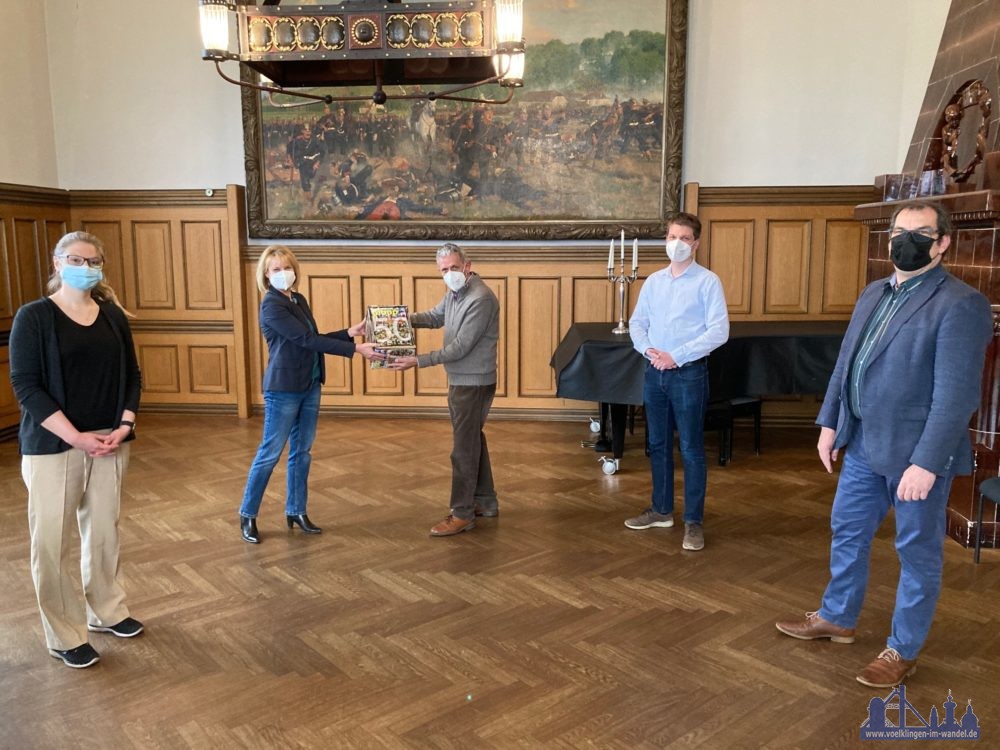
[365,305,415,369]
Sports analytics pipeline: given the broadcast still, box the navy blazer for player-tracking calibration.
[260,288,356,392]
[817,266,992,477]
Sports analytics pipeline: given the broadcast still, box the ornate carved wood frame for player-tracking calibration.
[241,0,687,241]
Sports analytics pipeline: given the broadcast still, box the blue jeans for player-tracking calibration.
[644,360,708,524]
[239,383,321,518]
[818,423,952,661]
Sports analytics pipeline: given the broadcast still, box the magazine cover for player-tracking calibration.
[366,305,415,369]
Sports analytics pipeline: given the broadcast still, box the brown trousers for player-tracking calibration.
[447,383,497,520]
[21,443,131,650]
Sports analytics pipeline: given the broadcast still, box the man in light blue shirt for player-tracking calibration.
[626,212,729,551]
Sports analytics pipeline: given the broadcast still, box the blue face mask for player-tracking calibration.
[60,265,103,291]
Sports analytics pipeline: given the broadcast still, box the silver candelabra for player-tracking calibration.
[607,233,638,334]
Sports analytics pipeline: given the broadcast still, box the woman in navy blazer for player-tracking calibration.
[239,245,382,543]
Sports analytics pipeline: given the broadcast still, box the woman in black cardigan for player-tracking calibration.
[10,231,143,669]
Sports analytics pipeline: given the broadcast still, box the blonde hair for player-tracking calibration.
[48,231,134,317]
[255,244,301,293]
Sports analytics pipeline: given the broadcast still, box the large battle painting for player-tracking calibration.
[244,0,685,239]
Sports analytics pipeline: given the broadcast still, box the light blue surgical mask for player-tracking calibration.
[60,264,103,291]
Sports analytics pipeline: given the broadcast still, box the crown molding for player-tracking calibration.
[697,185,878,206]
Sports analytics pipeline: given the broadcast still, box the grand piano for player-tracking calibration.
[550,320,848,467]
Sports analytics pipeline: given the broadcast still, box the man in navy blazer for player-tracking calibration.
[776,200,992,689]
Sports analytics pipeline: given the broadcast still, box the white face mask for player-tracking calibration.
[270,269,295,291]
[443,269,467,292]
[666,238,693,263]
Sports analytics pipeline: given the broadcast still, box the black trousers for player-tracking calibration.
[447,383,497,519]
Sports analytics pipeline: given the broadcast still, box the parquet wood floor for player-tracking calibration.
[1,416,998,749]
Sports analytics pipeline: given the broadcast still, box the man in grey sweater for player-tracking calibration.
[390,243,501,536]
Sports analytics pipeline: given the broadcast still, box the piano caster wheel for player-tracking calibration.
[589,417,602,433]
[599,456,619,475]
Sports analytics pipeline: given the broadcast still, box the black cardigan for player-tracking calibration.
[9,298,142,455]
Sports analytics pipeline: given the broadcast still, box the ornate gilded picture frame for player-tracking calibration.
[242,0,686,240]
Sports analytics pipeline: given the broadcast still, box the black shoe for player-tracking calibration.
[49,643,100,669]
[241,516,260,544]
[88,617,144,638]
[286,513,322,534]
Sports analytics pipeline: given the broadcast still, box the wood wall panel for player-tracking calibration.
[706,220,754,314]
[413,277,448,396]
[0,183,872,428]
[133,222,175,310]
[44,220,66,259]
[138,344,181,393]
[0,347,17,434]
[361,277,404,396]
[572,278,614,323]
[823,220,867,313]
[14,219,44,309]
[181,221,226,310]
[764,220,811,314]
[308,275,353,395]
[518,278,560,398]
[0,219,11,320]
[189,346,230,394]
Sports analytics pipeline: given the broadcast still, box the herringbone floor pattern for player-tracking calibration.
[1,416,998,749]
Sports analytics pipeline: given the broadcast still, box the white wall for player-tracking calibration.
[0,3,59,188]
[684,0,949,186]
[43,0,244,191]
[6,0,950,190]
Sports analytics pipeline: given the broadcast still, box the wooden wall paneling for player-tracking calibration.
[44,220,67,259]
[13,219,42,309]
[482,277,507,398]
[181,221,227,312]
[81,221,128,306]
[0,218,11,322]
[245,268,265,407]
[188,346,230,394]
[0,347,17,433]
[136,333,238,406]
[132,222,176,311]
[705,219,754,315]
[361,276,405,397]
[307,274,354,395]
[763,219,811,314]
[412,276,448,396]
[822,219,868,313]
[226,185,251,418]
[137,342,181,394]
[571,277,615,323]
[518,278,560,398]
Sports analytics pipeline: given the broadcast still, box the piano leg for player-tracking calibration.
[593,401,612,452]
[609,403,627,459]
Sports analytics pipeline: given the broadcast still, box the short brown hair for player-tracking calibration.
[889,199,953,240]
[666,211,702,240]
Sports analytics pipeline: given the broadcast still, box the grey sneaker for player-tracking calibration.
[682,523,705,550]
[624,509,674,530]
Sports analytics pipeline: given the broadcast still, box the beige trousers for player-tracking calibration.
[22,442,131,651]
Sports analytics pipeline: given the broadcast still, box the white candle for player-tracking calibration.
[632,238,638,271]
[620,230,625,265]
[607,239,614,271]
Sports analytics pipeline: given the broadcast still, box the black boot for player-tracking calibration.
[286,513,322,534]
[241,516,260,544]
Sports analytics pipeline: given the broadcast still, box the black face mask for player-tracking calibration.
[890,231,936,272]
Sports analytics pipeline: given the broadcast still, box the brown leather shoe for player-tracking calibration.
[775,610,856,643]
[430,515,476,537]
[856,648,917,688]
[474,505,498,517]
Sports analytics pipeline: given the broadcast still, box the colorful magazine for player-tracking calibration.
[366,305,415,369]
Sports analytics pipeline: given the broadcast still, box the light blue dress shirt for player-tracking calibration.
[629,261,730,365]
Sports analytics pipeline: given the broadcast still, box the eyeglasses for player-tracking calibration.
[57,254,105,269]
[889,228,939,240]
